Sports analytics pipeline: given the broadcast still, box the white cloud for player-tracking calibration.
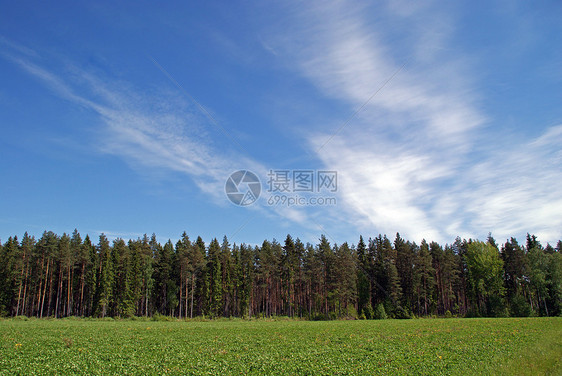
[1,41,317,236]
[2,47,240,202]
[455,127,562,244]
[271,0,561,244]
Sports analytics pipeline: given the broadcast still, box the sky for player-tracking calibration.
[1,0,561,248]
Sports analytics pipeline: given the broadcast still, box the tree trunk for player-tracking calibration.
[40,259,50,318]
[145,294,148,317]
[79,263,85,316]
[67,263,72,316]
[21,256,30,316]
[36,256,45,318]
[15,249,27,316]
[183,276,191,317]
[190,274,195,319]
[55,263,62,318]
[47,262,54,317]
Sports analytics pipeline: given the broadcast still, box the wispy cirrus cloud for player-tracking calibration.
[268,0,562,244]
[0,39,315,235]
[3,0,561,248]
[452,125,562,243]
[1,43,239,201]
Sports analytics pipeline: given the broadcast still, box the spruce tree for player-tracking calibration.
[207,238,222,317]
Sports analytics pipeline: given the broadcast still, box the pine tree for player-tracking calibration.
[54,233,71,318]
[335,242,357,316]
[113,239,135,318]
[257,240,275,317]
[140,234,154,316]
[271,240,284,316]
[207,238,222,317]
[95,234,113,318]
[36,231,58,318]
[0,236,18,316]
[293,238,306,317]
[387,260,402,316]
[1,229,556,319]
[414,240,435,316]
[527,246,550,316]
[395,233,414,314]
[441,245,461,314]
[501,238,527,305]
[127,239,143,316]
[429,241,445,314]
[175,232,191,319]
[70,230,83,317]
[194,236,207,317]
[220,236,234,317]
[17,233,35,317]
[356,236,370,317]
[154,239,174,315]
[282,235,297,317]
[83,235,97,317]
[371,236,387,306]
[238,243,254,317]
[546,251,562,316]
[526,233,541,251]
[318,235,335,315]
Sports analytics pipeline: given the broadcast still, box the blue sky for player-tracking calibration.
[1,1,561,247]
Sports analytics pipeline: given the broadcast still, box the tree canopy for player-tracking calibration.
[0,231,560,319]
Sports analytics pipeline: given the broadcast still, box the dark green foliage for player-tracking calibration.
[334,242,357,316]
[356,236,370,317]
[95,234,113,318]
[502,238,527,298]
[207,238,222,318]
[0,237,18,316]
[153,240,175,315]
[487,294,509,317]
[0,230,560,319]
[510,294,532,317]
[414,240,435,316]
[373,303,387,319]
[112,239,134,318]
[395,234,415,313]
[547,252,562,316]
[363,303,374,319]
[464,241,505,316]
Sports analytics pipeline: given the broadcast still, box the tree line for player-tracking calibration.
[0,230,560,319]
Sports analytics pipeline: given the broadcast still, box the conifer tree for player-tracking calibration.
[395,233,414,314]
[335,242,357,316]
[414,240,435,316]
[95,234,113,318]
[207,238,222,317]
[17,232,35,317]
[220,236,234,317]
[356,236,370,317]
[193,236,207,317]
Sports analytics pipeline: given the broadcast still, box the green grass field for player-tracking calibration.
[1,317,560,375]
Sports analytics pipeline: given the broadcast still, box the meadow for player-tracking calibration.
[1,317,560,375]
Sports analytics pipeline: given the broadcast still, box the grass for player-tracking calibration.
[0,317,560,375]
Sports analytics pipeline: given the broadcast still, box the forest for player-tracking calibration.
[0,230,560,320]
